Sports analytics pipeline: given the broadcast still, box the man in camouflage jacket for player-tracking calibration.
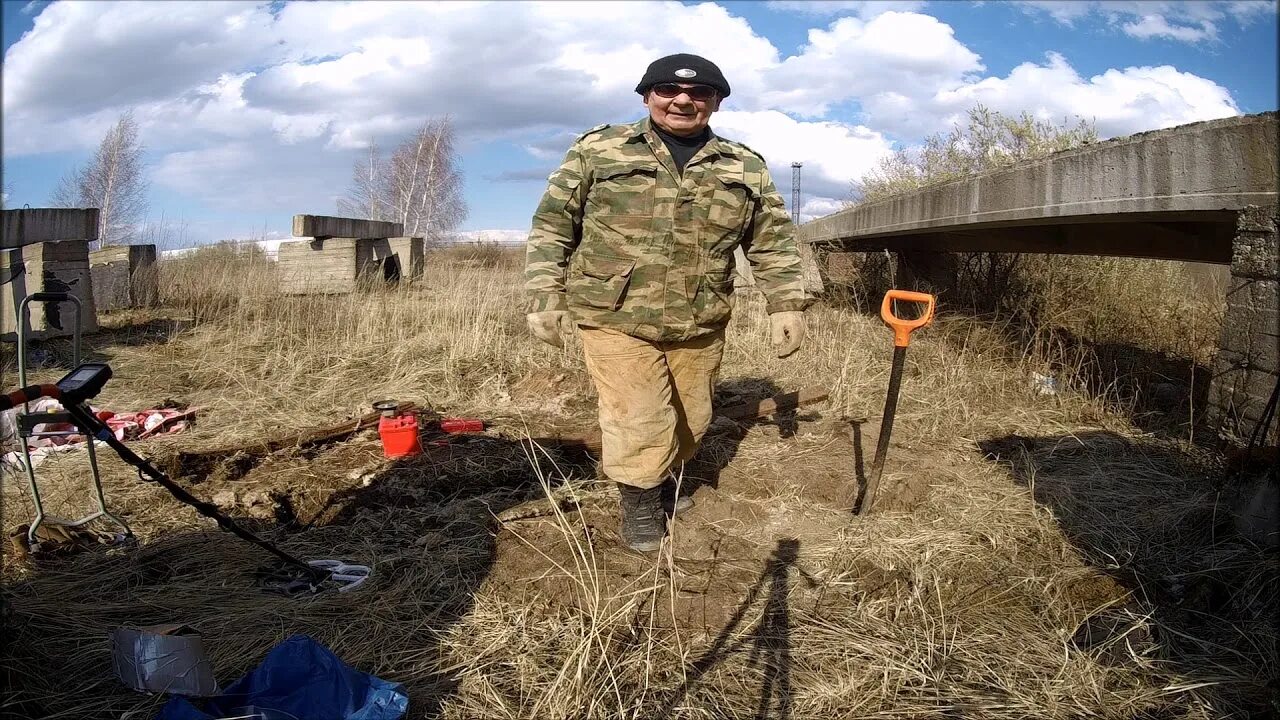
[524,53,811,552]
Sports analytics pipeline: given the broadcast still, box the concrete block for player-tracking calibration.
[1223,302,1280,334]
[1208,350,1279,438]
[1224,277,1279,316]
[1236,204,1279,233]
[358,236,428,285]
[1214,343,1280,374]
[1,208,99,249]
[22,238,94,264]
[1211,265,1280,441]
[1231,206,1278,279]
[292,214,403,240]
[279,238,360,295]
[387,236,425,280]
[90,244,157,310]
[1,240,99,341]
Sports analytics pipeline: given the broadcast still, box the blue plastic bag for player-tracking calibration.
[158,635,408,720]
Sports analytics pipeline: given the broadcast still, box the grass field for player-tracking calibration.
[2,245,1275,719]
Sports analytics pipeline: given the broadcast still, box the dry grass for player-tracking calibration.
[820,250,1229,442]
[2,251,1274,719]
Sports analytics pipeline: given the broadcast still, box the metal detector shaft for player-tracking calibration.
[861,345,907,515]
[61,402,328,582]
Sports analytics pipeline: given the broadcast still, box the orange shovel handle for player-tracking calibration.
[880,290,936,347]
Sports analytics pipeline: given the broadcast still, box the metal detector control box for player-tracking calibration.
[56,362,112,404]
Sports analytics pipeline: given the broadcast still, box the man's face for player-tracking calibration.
[643,83,720,137]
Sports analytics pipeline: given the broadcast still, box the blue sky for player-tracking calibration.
[3,0,1276,246]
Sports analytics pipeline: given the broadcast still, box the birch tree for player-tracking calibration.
[338,117,467,245]
[52,110,150,247]
[336,141,388,222]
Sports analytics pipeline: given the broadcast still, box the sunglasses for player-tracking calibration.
[651,83,717,101]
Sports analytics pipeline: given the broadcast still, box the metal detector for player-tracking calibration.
[1,363,370,596]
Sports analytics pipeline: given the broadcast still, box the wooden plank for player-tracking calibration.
[536,386,830,456]
[163,402,418,480]
[718,387,830,421]
[2,209,99,249]
[292,214,403,240]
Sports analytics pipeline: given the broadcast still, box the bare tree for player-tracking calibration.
[414,117,466,242]
[850,105,1097,206]
[336,141,388,221]
[338,117,467,245]
[51,110,150,247]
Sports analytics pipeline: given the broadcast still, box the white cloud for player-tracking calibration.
[0,1,1252,226]
[757,11,983,119]
[1014,1,1095,24]
[712,110,894,203]
[799,197,847,224]
[765,1,927,18]
[1014,1,1276,43]
[272,113,335,145]
[1123,15,1215,42]
[2,1,279,119]
[929,52,1239,140]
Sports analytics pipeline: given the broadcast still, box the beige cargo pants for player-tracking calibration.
[580,326,726,490]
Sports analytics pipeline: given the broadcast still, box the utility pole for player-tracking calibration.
[790,162,803,226]
[788,161,822,294]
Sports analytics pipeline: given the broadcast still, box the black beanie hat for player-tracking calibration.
[635,53,731,98]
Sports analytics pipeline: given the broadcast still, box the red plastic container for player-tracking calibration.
[440,418,484,434]
[378,414,422,458]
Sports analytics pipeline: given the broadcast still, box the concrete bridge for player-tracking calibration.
[799,112,1279,443]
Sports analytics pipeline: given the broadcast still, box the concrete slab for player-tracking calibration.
[2,208,100,249]
[292,214,404,240]
[800,112,1278,262]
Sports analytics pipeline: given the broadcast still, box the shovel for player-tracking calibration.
[858,289,936,515]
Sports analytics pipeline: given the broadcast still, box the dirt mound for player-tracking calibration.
[160,408,937,636]
[483,415,945,630]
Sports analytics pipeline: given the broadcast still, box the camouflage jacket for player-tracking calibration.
[524,118,811,342]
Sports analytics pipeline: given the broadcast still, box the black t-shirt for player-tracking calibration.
[653,125,711,176]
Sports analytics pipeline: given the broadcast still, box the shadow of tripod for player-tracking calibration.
[659,538,811,719]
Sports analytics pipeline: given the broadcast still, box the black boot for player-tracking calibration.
[662,478,695,514]
[617,483,666,552]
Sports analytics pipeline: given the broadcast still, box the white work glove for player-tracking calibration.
[770,311,805,358]
[527,310,572,348]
